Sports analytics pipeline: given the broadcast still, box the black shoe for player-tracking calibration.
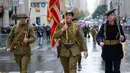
[78,67,81,71]
[78,65,82,68]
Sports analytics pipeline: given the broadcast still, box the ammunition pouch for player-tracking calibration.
[64,43,74,49]
[104,40,120,45]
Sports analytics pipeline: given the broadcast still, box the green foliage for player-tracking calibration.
[92,4,107,19]
[73,8,86,19]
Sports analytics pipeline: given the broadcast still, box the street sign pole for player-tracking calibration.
[15,7,17,24]
[13,0,19,24]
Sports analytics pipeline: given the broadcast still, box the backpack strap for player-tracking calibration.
[72,22,77,36]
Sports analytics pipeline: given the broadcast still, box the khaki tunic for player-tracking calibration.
[6,24,36,55]
[53,22,87,57]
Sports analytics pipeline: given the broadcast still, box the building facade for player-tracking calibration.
[0,0,30,28]
[30,0,48,25]
[100,0,130,25]
[101,0,130,18]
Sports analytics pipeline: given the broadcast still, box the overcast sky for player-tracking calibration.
[86,0,100,15]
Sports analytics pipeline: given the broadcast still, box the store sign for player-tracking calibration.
[31,2,40,7]
[41,2,46,8]
[31,2,47,8]
[13,0,19,7]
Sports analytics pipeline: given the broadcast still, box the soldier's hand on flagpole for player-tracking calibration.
[61,24,68,31]
[100,42,104,47]
[119,35,124,41]
[84,51,88,59]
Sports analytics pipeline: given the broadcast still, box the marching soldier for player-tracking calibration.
[72,17,78,23]
[6,14,36,73]
[72,17,82,71]
[82,24,90,38]
[96,9,126,73]
[90,25,98,44]
[54,10,88,73]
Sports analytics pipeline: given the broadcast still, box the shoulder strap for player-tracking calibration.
[72,22,77,36]
[69,30,83,51]
[10,27,25,48]
[104,24,107,39]
[68,27,81,47]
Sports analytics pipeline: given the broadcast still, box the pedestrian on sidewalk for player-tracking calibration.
[54,10,88,73]
[46,25,50,41]
[36,25,44,46]
[96,9,126,73]
[6,13,36,73]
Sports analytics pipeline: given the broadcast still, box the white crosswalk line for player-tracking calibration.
[0,71,55,73]
[44,71,54,73]
[8,72,20,73]
[35,71,43,73]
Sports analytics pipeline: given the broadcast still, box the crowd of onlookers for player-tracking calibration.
[34,24,51,46]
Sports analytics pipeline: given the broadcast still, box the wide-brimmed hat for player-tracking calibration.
[105,9,116,16]
[17,13,28,18]
[66,10,74,16]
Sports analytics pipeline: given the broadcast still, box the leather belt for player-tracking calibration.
[104,40,120,45]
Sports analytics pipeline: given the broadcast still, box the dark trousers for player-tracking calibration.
[105,59,121,73]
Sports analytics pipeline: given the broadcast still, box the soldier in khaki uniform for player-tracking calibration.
[90,25,98,44]
[54,10,88,73]
[6,14,36,73]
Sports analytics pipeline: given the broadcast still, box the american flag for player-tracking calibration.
[47,0,60,47]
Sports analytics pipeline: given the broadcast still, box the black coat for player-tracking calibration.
[96,21,126,60]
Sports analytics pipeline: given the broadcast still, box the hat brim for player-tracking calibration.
[18,17,28,18]
[66,12,74,16]
[105,9,116,16]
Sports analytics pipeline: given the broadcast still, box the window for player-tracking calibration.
[36,17,41,25]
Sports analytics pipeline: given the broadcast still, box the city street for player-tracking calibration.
[0,0,130,73]
[0,33,130,73]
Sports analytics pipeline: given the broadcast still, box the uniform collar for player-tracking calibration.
[19,23,26,28]
[67,21,72,27]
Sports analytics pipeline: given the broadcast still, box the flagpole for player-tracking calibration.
[63,0,68,41]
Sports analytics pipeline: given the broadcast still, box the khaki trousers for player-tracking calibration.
[14,54,30,73]
[60,52,80,73]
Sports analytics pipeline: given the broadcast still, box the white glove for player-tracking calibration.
[6,48,11,52]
